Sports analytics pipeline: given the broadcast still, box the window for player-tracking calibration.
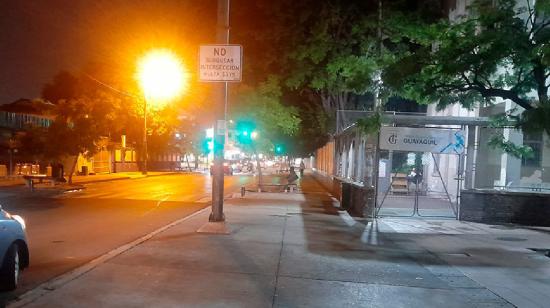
[522,132,542,167]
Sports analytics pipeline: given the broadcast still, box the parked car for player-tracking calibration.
[0,206,29,291]
[210,161,234,175]
[231,161,242,173]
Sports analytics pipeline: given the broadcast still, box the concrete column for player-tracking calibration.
[498,101,523,187]
[464,125,477,189]
[499,127,523,187]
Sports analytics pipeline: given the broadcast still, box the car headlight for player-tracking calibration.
[12,215,26,230]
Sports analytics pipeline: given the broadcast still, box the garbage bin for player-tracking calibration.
[81,165,89,176]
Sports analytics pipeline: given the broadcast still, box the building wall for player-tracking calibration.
[0,111,52,130]
[93,150,111,174]
[314,140,335,176]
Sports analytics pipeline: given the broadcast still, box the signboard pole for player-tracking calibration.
[373,132,381,217]
[209,0,230,223]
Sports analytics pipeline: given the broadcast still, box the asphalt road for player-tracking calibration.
[0,173,254,303]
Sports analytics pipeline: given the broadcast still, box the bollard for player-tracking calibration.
[241,186,245,197]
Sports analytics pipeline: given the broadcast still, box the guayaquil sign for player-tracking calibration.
[380,127,465,154]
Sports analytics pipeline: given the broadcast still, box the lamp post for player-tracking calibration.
[142,97,148,175]
[136,49,187,174]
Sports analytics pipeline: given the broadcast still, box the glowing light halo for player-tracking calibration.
[136,49,188,105]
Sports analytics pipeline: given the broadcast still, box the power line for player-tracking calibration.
[84,74,139,99]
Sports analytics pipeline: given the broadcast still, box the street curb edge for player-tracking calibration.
[8,206,210,308]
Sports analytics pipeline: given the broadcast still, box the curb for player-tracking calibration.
[67,172,183,185]
[140,172,182,179]
[8,206,210,308]
[71,176,131,185]
[0,172,187,188]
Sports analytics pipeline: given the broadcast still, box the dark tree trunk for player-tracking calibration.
[185,154,192,171]
[68,155,78,184]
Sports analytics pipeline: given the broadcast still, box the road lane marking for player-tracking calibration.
[141,195,171,217]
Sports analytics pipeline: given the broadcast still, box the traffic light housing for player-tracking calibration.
[202,137,213,154]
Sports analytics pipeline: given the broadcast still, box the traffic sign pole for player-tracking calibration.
[199,45,242,82]
[197,0,242,227]
[209,0,231,222]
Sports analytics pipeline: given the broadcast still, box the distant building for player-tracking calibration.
[0,98,54,130]
[311,0,550,224]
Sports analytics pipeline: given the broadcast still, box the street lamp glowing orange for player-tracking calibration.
[136,49,187,175]
[136,49,187,103]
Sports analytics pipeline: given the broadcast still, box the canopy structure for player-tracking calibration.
[336,110,514,135]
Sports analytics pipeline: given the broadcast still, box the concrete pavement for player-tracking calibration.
[0,172,255,305]
[10,175,550,307]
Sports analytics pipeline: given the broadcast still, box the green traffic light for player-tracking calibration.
[236,120,256,145]
[275,144,284,154]
[202,138,212,154]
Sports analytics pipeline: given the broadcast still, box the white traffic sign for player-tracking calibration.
[199,45,242,82]
[379,127,465,154]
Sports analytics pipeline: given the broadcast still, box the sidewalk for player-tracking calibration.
[11,175,550,307]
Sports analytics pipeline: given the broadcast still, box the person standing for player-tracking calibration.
[299,160,305,177]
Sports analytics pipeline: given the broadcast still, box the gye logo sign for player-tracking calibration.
[380,127,465,154]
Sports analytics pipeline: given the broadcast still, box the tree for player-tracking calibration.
[41,71,80,104]
[234,0,378,116]
[46,95,117,183]
[145,106,182,159]
[17,127,48,163]
[174,119,205,170]
[231,78,301,155]
[292,98,330,156]
[38,69,134,182]
[382,0,550,136]
[39,67,194,176]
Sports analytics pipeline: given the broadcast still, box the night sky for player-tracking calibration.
[0,0,216,104]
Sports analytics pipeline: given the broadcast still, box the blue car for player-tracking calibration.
[0,205,29,291]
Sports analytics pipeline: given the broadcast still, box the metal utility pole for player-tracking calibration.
[210,0,230,222]
[142,98,148,175]
[372,0,383,217]
[8,149,12,177]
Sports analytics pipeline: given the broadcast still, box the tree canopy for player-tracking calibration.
[232,0,446,154]
[382,0,550,135]
[33,67,200,179]
[231,78,301,154]
[234,0,381,115]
